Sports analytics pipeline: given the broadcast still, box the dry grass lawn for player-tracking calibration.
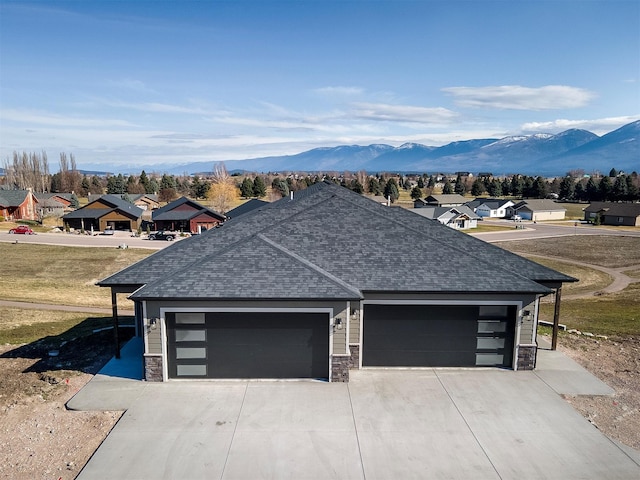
[0,244,153,308]
[521,257,612,296]
[497,235,640,268]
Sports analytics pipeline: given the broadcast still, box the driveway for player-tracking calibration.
[72,351,640,479]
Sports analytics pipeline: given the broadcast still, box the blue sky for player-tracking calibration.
[1,0,638,170]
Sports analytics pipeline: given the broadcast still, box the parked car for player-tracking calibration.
[8,225,35,235]
[149,231,176,241]
[101,227,115,235]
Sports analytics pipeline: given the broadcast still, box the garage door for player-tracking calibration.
[363,305,515,368]
[166,312,329,379]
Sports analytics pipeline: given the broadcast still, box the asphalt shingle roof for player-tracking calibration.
[0,190,31,206]
[101,181,574,300]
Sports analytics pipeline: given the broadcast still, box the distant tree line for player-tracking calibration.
[3,152,638,206]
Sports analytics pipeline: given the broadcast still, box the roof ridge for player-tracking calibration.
[257,233,362,298]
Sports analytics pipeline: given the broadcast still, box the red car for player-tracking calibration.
[8,225,35,235]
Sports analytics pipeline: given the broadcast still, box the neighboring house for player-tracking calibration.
[226,198,269,219]
[411,205,480,230]
[509,200,566,221]
[99,182,575,383]
[583,202,640,226]
[475,199,515,218]
[88,193,160,212]
[62,194,143,232]
[34,193,75,218]
[0,189,38,221]
[152,197,225,234]
[419,194,468,207]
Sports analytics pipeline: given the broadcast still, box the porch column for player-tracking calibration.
[111,289,121,359]
[552,286,562,351]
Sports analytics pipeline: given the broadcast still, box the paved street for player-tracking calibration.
[471,220,640,242]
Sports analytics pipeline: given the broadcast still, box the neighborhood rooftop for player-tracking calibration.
[101,181,573,300]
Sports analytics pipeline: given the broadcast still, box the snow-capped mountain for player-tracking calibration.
[88,120,639,176]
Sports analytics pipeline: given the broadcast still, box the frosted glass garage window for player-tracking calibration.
[176,364,207,376]
[176,347,207,359]
[476,353,504,366]
[175,329,206,342]
[175,313,205,324]
[476,337,506,349]
[477,321,507,333]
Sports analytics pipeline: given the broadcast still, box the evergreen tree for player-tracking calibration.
[367,177,382,196]
[585,177,599,201]
[106,174,126,194]
[471,178,485,196]
[531,176,548,199]
[559,176,575,200]
[240,177,254,198]
[612,176,628,201]
[80,176,90,197]
[442,180,454,194]
[574,181,586,202]
[510,175,524,198]
[139,170,154,194]
[90,175,103,194]
[501,178,511,196]
[417,176,425,189]
[599,176,613,201]
[253,176,267,197]
[487,179,502,197]
[271,177,289,197]
[454,175,466,195]
[427,175,435,188]
[609,168,618,177]
[625,174,639,201]
[410,185,423,200]
[383,178,400,203]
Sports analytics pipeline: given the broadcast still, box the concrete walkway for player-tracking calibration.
[69,341,640,479]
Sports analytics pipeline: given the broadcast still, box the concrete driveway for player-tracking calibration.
[71,351,640,479]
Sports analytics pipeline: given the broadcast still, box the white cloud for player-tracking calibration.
[442,85,595,110]
[1,109,138,128]
[350,102,459,124]
[521,115,640,134]
[314,86,364,96]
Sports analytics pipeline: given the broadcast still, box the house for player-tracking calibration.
[508,200,566,221]
[583,202,640,226]
[152,197,226,234]
[62,194,143,232]
[88,193,160,212]
[411,205,480,230]
[474,199,515,218]
[417,194,467,207]
[0,189,39,221]
[226,198,269,219]
[34,193,75,218]
[99,181,575,382]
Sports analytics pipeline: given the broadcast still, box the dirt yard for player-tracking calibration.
[0,331,129,480]
[549,333,640,451]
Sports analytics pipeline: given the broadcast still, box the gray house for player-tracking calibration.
[99,182,575,382]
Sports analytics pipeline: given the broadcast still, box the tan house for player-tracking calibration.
[509,200,566,221]
[63,194,143,232]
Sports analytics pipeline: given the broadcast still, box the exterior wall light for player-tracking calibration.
[149,318,158,330]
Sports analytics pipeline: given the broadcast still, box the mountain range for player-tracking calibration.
[92,120,640,176]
